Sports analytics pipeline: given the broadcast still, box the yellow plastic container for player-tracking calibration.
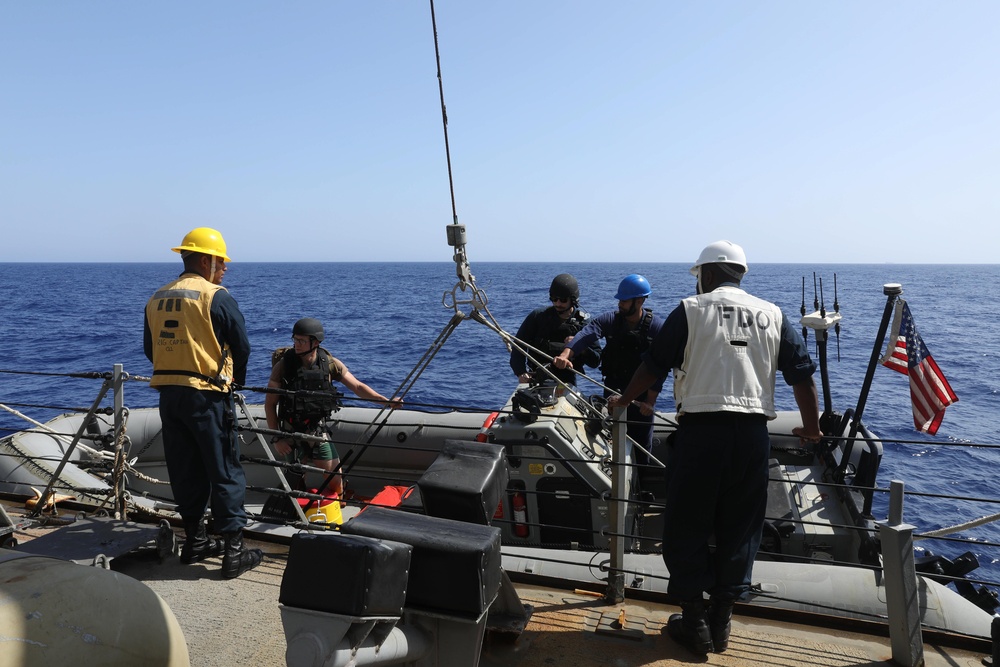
[300,490,343,525]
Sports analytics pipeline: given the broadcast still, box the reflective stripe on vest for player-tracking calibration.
[146,275,233,392]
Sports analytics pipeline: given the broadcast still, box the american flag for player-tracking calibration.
[880,300,958,434]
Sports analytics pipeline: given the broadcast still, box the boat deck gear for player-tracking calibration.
[15,515,174,567]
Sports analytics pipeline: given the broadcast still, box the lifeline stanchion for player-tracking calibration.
[234,393,309,525]
[29,374,115,518]
[878,479,923,667]
[604,405,627,605]
[111,364,127,519]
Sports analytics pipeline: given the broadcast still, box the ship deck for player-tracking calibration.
[3,500,991,667]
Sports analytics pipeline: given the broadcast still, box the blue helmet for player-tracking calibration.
[614,274,651,301]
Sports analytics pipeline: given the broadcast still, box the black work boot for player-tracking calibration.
[707,597,736,653]
[180,519,224,565]
[220,530,264,579]
[667,597,713,655]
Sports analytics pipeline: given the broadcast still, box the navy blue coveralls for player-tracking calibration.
[567,309,665,462]
[143,281,251,534]
[643,299,815,601]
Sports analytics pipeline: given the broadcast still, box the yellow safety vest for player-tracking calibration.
[146,274,234,392]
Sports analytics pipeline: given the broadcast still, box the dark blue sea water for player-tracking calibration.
[2,262,999,579]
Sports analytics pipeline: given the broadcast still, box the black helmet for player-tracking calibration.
[549,273,580,302]
[292,317,325,342]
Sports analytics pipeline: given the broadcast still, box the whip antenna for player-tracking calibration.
[430,0,458,228]
[429,0,492,319]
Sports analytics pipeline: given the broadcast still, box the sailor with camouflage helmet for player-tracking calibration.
[510,273,601,386]
[143,227,262,580]
[265,317,401,495]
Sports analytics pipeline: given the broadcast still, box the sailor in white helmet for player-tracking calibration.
[610,240,822,656]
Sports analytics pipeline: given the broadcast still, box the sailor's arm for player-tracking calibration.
[340,370,402,409]
[608,363,659,409]
[210,290,251,385]
[636,389,660,416]
[791,378,822,443]
[609,304,685,410]
[264,381,281,431]
[554,313,606,370]
[510,310,538,381]
[552,348,573,370]
[264,362,292,456]
[778,312,822,443]
[142,313,154,363]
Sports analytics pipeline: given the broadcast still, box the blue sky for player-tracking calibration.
[3,2,998,263]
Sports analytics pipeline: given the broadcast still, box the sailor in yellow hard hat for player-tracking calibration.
[171,226,232,283]
[143,227,262,579]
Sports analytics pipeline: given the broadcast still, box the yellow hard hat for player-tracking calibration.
[171,227,232,261]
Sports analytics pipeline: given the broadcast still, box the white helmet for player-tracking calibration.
[689,240,748,276]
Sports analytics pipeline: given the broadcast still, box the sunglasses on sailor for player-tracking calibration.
[550,296,570,304]
[291,335,314,346]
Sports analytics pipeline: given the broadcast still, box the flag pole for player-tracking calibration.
[837,283,902,483]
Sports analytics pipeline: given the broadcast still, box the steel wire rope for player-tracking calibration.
[0,367,151,384]
[469,309,678,430]
[272,313,468,483]
[0,402,115,414]
[0,442,119,507]
[8,409,941,548]
[860,483,1000,539]
[0,380,168,515]
[236,408,654,470]
[912,532,1000,551]
[109,407,131,518]
[576,559,922,631]
[880,487,1000,540]
[1,430,112,443]
[0,369,113,379]
[494,480,883,541]
[0,443,109,462]
[0,404,115,460]
[909,568,1000,590]
[235,389,676,439]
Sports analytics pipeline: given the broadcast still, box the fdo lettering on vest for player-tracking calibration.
[714,304,772,329]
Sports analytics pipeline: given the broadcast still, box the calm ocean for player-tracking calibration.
[2,262,999,577]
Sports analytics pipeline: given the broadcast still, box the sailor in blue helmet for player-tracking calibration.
[610,241,822,656]
[553,274,665,465]
[510,273,601,386]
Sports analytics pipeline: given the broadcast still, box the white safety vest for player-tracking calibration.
[674,286,783,418]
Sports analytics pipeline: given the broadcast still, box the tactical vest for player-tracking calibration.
[532,308,589,359]
[600,309,654,391]
[528,307,590,384]
[276,347,341,430]
[146,274,234,392]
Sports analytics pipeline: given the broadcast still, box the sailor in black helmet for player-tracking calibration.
[510,273,601,386]
[265,317,401,495]
[610,241,822,656]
